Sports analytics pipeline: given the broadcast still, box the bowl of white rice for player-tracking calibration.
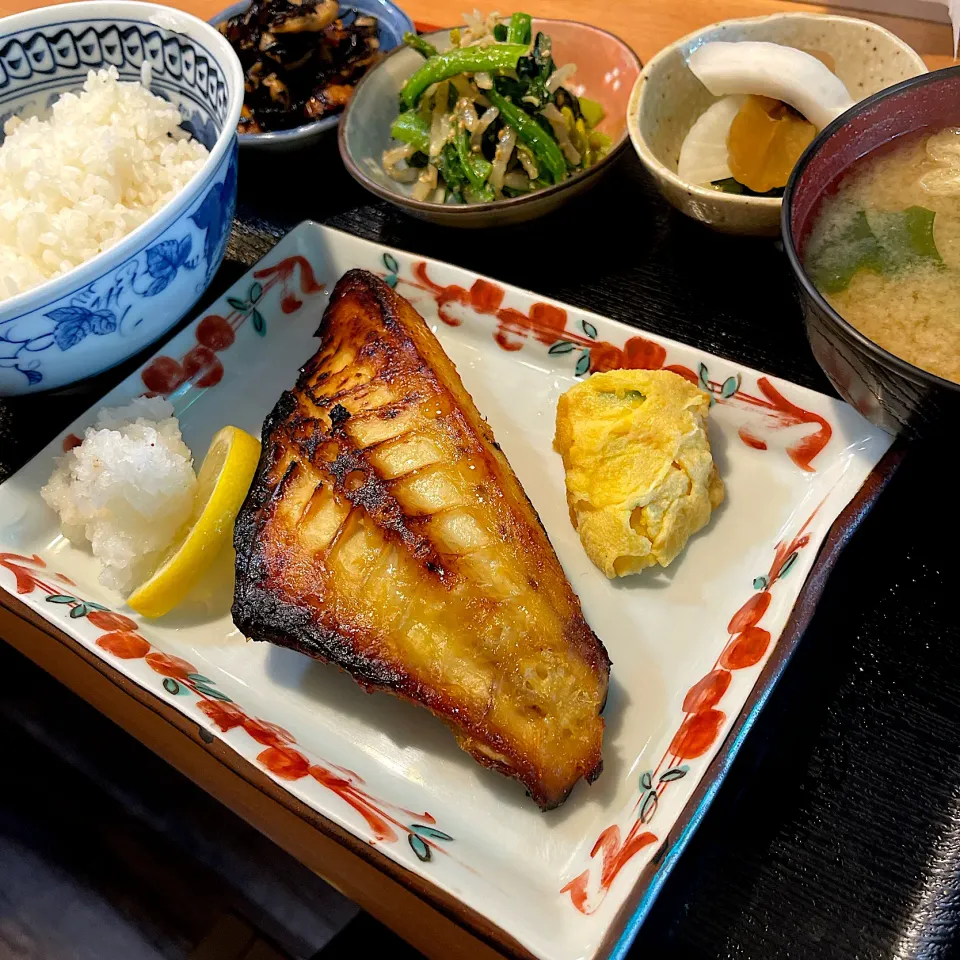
[0,1,244,396]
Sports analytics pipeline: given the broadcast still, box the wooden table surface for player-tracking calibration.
[0,0,956,69]
[0,0,952,959]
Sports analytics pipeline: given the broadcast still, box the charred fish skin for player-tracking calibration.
[232,269,610,809]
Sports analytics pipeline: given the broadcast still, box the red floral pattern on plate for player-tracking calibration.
[560,504,822,914]
[0,551,454,864]
[394,261,832,473]
[141,256,325,398]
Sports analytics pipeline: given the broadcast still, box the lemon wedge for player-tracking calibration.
[127,425,261,618]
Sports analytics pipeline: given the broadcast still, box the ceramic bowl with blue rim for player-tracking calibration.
[209,0,414,153]
[0,0,243,396]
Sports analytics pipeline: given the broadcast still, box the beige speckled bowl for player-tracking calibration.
[627,13,927,236]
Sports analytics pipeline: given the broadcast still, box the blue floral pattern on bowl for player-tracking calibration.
[0,4,243,396]
[1,147,237,388]
[0,18,229,139]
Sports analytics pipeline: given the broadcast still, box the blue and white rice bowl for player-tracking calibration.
[0,0,243,396]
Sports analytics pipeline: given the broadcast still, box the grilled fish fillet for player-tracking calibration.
[233,269,610,808]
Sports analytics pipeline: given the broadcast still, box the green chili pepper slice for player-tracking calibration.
[487,89,567,184]
[507,12,532,44]
[438,144,467,191]
[390,111,430,153]
[401,43,528,109]
[403,32,438,59]
[464,183,495,203]
[578,95,605,129]
[455,127,492,192]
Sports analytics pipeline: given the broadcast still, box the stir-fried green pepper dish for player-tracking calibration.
[382,12,611,203]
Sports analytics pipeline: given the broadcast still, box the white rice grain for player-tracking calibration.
[0,67,209,302]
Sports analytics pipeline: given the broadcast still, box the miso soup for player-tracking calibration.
[804,128,960,384]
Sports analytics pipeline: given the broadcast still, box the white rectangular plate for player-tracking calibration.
[0,222,893,960]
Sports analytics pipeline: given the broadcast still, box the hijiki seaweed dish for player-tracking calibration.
[218,0,381,133]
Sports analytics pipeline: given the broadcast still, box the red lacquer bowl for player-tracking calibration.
[782,67,960,437]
